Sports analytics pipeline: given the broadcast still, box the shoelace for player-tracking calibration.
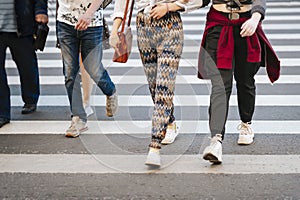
[69,117,80,130]
[237,123,253,135]
[211,135,222,143]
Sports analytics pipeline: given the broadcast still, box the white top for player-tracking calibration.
[57,0,103,27]
[112,0,204,20]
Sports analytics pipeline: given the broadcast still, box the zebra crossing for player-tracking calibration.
[1,1,300,198]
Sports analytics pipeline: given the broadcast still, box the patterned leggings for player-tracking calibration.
[136,11,184,149]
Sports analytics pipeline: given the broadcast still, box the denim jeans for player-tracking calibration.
[0,32,39,120]
[56,22,115,121]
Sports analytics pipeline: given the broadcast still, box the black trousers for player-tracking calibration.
[204,25,260,139]
[0,32,39,120]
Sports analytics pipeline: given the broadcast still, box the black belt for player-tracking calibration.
[219,10,251,20]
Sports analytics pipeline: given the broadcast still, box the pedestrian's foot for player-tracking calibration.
[203,134,223,164]
[65,116,88,138]
[106,91,118,117]
[145,147,161,167]
[161,122,178,145]
[0,118,10,128]
[237,121,254,145]
[21,104,37,114]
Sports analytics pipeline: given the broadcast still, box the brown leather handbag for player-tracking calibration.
[113,0,134,63]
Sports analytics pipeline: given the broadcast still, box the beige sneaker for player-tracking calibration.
[161,122,178,144]
[65,116,88,138]
[237,122,254,145]
[203,134,223,164]
[106,91,118,117]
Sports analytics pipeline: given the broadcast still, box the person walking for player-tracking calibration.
[107,0,205,167]
[56,0,118,138]
[198,0,280,164]
[0,0,48,128]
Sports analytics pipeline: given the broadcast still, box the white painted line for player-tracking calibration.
[0,120,299,135]
[185,34,300,40]
[184,15,300,21]
[43,25,300,42]
[1,154,300,174]
[6,75,300,85]
[9,95,300,106]
[266,2,300,6]
[5,58,300,68]
[8,45,300,54]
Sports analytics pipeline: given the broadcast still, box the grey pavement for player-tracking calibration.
[1,1,300,199]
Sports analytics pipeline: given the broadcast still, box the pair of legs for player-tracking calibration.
[206,25,260,139]
[202,25,260,163]
[56,21,117,136]
[136,11,183,166]
[0,32,39,125]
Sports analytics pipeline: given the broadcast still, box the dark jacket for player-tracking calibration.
[15,0,48,36]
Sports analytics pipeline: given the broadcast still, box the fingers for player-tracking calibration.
[35,14,48,24]
[109,33,120,49]
[75,19,89,30]
[240,23,254,37]
[75,15,91,30]
[150,5,166,20]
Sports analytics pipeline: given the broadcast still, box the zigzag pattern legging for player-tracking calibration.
[136,11,184,149]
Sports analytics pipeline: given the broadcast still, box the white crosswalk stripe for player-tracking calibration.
[1,1,300,178]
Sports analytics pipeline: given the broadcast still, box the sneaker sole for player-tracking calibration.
[145,161,161,167]
[237,137,254,145]
[65,127,88,138]
[106,110,117,117]
[203,153,222,164]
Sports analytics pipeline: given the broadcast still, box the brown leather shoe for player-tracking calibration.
[21,104,37,114]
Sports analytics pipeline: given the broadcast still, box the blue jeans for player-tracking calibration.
[0,32,39,120]
[56,22,115,121]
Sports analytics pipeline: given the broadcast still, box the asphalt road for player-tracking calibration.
[1,1,300,199]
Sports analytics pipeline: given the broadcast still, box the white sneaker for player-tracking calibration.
[84,105,94,117]
[161,122,178,144]
[237,122,254,145]
[106,91,118,117]
[65,116,88,138]
[203,134,222,164]
[145,148,161,167]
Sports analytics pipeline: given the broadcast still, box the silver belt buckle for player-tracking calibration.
[229,12,239,20]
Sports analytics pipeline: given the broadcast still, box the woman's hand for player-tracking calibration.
[110,17,123,54]
[75,13,93,30]
[35,14,48,24]
[150,3,168,20]
[240,12,262,37]
[109,31,120,50]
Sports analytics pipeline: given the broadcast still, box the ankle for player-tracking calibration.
[149,147,160,153]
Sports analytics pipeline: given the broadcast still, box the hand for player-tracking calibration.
[109,31,120,54]
[35,14,48,24]
[150,3,168,20]
[240,13,261,37]
[75,13,93,30]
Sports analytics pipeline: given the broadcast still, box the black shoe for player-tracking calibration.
[21,104,37,114]
[0,118,10,128]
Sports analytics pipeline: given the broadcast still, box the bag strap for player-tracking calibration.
[121,0,134,32]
